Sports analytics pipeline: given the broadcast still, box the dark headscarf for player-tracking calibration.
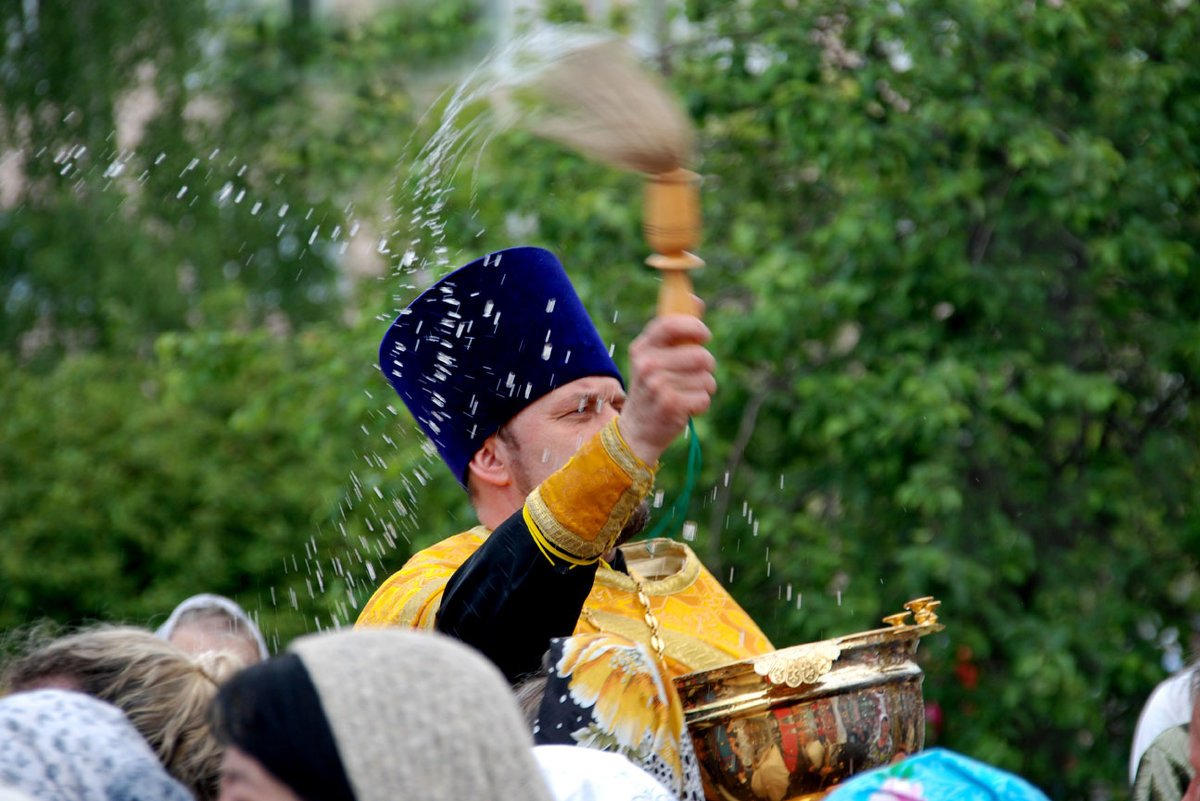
[212,629,557,801]
[210,652,355,801]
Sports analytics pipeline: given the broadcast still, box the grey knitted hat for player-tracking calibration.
[290,629,556,801]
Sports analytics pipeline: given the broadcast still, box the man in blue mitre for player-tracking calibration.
[357,246,773,684]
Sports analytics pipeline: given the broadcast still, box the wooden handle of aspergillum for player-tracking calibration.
[658,268,697,317]
[644,168,704,318]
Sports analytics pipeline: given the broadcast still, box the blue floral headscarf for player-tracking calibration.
[0,689,193,801]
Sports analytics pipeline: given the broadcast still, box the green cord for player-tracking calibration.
[644,418,702,540]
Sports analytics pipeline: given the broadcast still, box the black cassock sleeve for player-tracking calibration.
[435,508,598,683]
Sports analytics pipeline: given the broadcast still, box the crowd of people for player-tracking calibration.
[2,593,1191,801]
[1,246,1195,800]
[0,594,701,801]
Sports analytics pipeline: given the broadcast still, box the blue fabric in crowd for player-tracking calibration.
[823,748,1051,801]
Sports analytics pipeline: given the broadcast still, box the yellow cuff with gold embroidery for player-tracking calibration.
[526,418,656,562]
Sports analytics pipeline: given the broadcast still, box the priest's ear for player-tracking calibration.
[466,434,513,492]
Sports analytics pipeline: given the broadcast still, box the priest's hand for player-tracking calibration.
[617,311,716,466]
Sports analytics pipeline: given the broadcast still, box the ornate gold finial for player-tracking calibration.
[753,641,842,688]
[904,597,942,625]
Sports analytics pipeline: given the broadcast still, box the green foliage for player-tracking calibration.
[3,1,1200,799]
[673,0,1200,796]
[0,322,380,643]
[210,0,489,206]
[0,0,204,156]
[0,0,351,369]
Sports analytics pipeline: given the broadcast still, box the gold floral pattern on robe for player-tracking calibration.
[535,633,703,801]
[558,634,683,760]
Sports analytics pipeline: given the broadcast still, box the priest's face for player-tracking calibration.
[497,375,626,493]
[494,375,650,546]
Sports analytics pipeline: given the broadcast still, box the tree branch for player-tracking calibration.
[706,369,775,571]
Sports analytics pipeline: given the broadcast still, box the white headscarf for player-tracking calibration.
[1130,666,1196,783]
[154,592,269,661]
[533,745,681,801]
[0,690,193,801]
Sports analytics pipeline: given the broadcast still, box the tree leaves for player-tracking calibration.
[2,1,1199,797]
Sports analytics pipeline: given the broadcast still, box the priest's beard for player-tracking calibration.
[614,499,651,548]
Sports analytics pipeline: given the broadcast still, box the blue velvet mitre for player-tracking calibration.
[379,246,623,487]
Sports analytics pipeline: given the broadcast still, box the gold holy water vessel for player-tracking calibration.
[673,597,945,801]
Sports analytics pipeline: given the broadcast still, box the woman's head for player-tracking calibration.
[2,624,240,800]
[212,628,556,801]
[210,652,354,801]
[156,593,270,667]
[0,688,194,801]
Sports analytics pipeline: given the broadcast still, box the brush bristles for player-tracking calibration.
[520,39,696,175]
